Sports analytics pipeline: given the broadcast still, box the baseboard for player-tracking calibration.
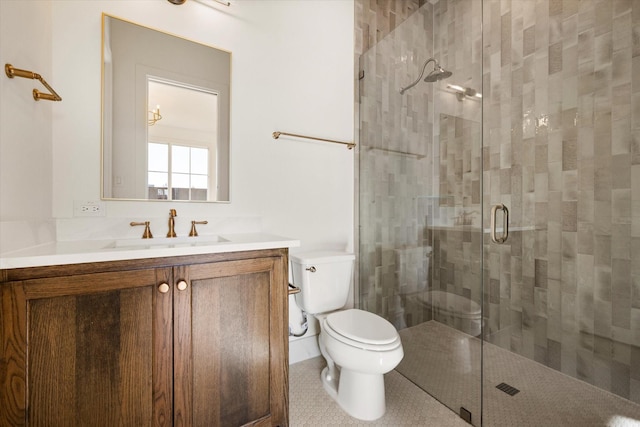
[289,334,320,365]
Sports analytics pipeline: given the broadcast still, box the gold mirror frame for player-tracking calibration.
[101,14,231,202]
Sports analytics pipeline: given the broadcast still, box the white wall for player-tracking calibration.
[0,0,354,254]
[0,0,56,252]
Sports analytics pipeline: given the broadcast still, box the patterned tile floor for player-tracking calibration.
[290,356,468,426]
[290,321,640,426]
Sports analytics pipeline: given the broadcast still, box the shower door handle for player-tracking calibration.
[490,204,509,244]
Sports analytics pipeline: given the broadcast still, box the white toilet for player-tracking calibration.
[290,251,404,421]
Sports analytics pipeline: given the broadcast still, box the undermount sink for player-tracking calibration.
[108,235,229,249]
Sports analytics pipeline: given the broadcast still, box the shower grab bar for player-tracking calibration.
[363,145,426,159]
[272,131,355,150]
[490,204,509,244]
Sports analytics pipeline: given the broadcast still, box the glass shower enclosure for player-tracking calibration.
[358,0,640,425]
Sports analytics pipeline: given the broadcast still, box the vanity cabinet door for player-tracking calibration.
[173,256,288,427]
[0,248,290,427]
[0,267,173,427]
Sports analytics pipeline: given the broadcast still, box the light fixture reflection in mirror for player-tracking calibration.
[101,14,230,202]
[148,105,162,126]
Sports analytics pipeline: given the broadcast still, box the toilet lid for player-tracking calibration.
[326,309,398,345]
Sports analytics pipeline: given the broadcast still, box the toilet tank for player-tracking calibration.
[290,251,355,314]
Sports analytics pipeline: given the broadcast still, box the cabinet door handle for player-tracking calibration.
[490,203,509,244]
[177,280,188,291]
[158,283,170,293]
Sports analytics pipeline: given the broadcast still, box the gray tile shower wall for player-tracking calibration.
[482,0,640,403]
[355,0,425,56]
[429,0,484,326]
[429,115,483,314]
[355,0,425,303]
[357,0,640,407]
[358,2,436,327]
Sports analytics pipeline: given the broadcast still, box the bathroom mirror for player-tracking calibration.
[102,14,231,202]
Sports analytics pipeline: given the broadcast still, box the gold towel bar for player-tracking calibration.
[5,63,62,102]
[272,131,355,150]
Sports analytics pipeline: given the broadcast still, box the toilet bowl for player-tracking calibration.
[317,309,404,420]
[290,251,404,421]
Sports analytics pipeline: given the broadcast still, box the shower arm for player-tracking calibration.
[399,58,437,95]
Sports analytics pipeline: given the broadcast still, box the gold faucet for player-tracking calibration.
[189,220,208,237]
[130,221,153,238]
[167,209,177,237]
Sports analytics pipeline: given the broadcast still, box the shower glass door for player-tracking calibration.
[358,0,484,423]
[480,0,640,424]
[359,0,640,424]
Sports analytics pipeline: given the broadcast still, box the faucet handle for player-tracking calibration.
[130,221,153,238]
[189,220,208,237]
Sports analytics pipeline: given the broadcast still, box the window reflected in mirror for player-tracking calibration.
[147,143,210,201]
[146,78,218,201]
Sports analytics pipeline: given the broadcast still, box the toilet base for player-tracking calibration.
[321,366,386,421]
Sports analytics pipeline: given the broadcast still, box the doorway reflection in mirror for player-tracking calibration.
[147,78,217,201]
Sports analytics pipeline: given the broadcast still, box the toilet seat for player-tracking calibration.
[323,309,401,351]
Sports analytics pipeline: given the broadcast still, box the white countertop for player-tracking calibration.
[0,233,300,269]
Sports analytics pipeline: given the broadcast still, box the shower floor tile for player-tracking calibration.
[289,356,467,426]
[397,321,640,426]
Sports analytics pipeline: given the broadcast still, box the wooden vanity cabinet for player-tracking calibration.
[0,249,289,427]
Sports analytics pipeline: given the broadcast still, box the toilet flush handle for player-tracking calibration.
[306,266,316,273]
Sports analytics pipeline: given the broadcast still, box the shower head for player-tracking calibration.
[424,65,453,82]
[400,58,453,94]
